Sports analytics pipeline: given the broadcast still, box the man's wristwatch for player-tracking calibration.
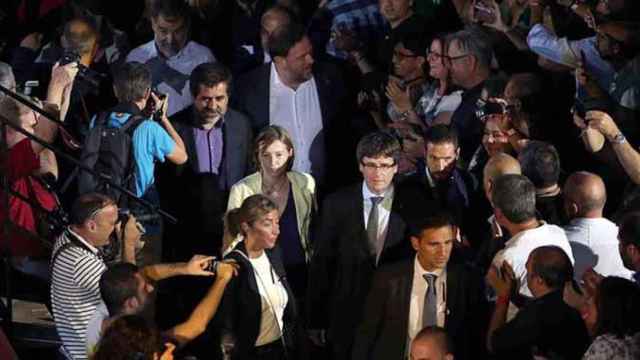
[610,133,627,145]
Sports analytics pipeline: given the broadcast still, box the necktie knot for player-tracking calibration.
[423,273,437,288]
[370,196,384,206]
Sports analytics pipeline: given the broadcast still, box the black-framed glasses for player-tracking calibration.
[426,50,445,60]
[393,50,420,61]
[361,162,396,171]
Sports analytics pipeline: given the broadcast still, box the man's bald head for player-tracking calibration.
[563,171,606,218]
[483,153,521,201]
[410,326,454,360]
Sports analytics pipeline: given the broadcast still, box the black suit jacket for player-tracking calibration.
[233,62,356,192]
[351,260,488,360]
[170,106,253,191]
[306,183,412,359]
[216,242,305,360]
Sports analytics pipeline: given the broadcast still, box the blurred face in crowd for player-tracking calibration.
[427,39,448,81]
[151,14,188,58]
[445,40,473,89]
[596,0,625,16]
[580,291,598,336]
[260,10,289,51]
[426,141,459,182]
[244,210,280,250]
[410,336,454,360]
[482,115,513,157]
[360,155,398,195]
[193,83,229,126]
[411,225,455,272]
[18,108,39,135]
[392,42,425,80]
[278,37,314,85]
[380,0,413,25]
[131,273,154,313]
[618,240,639,271]
[87,204,119,247]
[259,139,293,178]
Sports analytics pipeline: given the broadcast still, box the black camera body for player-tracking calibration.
[59,49,104,88]
[476,99,510,120]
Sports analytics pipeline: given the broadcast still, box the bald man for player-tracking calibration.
[474,154,522,272]
[563,171,634,281]
[410,327,454,360]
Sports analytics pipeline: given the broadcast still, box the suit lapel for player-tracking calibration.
[445,264,460,325]
[313,66,332,130]
[397,260,414,354]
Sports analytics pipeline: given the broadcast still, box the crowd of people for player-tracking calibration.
[2,0,640,359]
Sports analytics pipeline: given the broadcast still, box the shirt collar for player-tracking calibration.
[67,228,100,254]
[153,41,189,61]
[362,182,394,201]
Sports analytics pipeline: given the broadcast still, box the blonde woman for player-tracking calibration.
[224,125,316,297]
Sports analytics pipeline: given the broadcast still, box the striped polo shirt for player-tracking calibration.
[51,229,107,360]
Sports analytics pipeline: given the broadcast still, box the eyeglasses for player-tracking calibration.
[361,162,396,171]
[443,53,470,63]
[426,50,444,61]
[393,50,420,61]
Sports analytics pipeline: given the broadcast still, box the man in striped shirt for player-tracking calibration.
[51,193,141,360]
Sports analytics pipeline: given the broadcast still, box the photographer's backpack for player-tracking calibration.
[77,112,146,206]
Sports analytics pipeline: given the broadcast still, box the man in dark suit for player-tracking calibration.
[396,125,477,238]
[233,21,355,191]
[307,131,412,359]
[351,212,488,360]
[160,62,252,259]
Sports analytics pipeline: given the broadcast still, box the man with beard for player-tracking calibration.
[163,62,252,259]
[396,125,477,237]
[126,0,215,116]
[234,21,353,191]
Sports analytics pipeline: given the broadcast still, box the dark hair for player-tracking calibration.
[594,276,640,338]
[507,73,544,115]
[113,62,151,103]
[70,192,116,225]
[483,74,508,99]
[189,62,232,97]
[225,195,278,238]
[425,124,459,148]
[491,174,537,223]
[100,262,140,316]
[397,32,428,57]
[92,315,164,360]
[356,130,401,164]
[412,326,454,355]
[150,0,189,21]
[409,212,457,238]
[519,141,561,188]
[254,125,295,172]
[268,21,307,58]
[618,212,640,248]
[528,246,574,290]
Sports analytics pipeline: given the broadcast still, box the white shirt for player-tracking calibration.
[362,183,394,262]
[249,252,289,346]
[564,218,634,281]
[407,256,447,350]
[269,63,325,183]
[126,40,215,116]
[85,302,109,358]
[492,222,574,297]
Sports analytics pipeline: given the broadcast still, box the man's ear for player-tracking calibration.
[410,236,420,251]
[124,296,139,313]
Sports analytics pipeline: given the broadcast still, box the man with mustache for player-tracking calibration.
[126,0,215,116]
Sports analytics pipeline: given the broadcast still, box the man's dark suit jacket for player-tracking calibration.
[306,183,412,359]
[233,62,357,192]
[158,106,252,257]
[351,260,489,360]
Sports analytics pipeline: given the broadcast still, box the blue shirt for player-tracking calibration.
[193,121,224,174]
[90,113,176,197]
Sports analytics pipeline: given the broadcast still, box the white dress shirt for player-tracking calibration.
[407,256,447,350]
[362,182,394,260]
[564,217,634,281]
[126,40,215,116]
[492,222,574,298]
[269,63,325,182]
